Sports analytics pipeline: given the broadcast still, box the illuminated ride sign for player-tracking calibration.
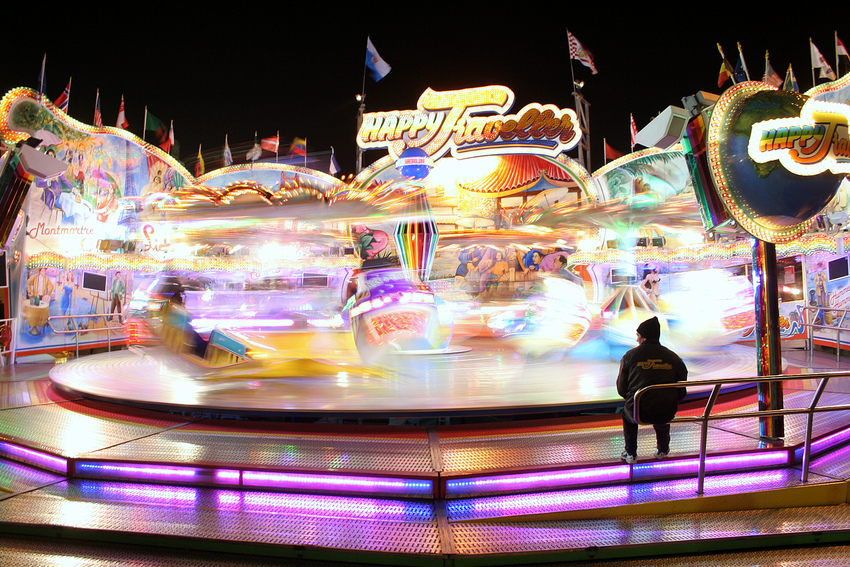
[707,81,845,243]
[749,99,850,176]
[357,85,581,160]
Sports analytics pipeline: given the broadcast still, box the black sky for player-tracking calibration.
[1,6,842,175]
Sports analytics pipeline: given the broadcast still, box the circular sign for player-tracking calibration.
[395,147,433,180]
[707,82,843,243]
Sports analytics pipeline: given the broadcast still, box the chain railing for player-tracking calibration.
[47,313,125,359]
[634,371,850,494]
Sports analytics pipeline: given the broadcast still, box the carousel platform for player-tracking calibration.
[45,333,761,419]
[2,346,850,565]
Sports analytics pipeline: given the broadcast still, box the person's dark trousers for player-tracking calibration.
[622,413,670,455]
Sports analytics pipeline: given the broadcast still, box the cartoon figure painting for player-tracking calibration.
[353,225,389,260]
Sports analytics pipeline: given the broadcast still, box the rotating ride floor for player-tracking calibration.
[47,334,760,417]
[2,346,850,565]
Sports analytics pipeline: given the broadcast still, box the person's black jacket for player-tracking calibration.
[617,338,687,424]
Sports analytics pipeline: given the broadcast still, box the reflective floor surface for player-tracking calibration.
[47,334,760,417]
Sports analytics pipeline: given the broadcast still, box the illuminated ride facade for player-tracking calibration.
[0,79,849,373]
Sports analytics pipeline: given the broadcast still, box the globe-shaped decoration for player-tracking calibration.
[707,82,843,243]
[395,147,434,180]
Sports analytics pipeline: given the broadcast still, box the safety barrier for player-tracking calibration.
[634,371,850,494]
[800,305,850,363]
[47,313,125,359]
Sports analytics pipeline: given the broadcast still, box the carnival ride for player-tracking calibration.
[6,81,839,415]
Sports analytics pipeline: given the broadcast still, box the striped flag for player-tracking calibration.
[763,52,782,87]
[93,89,103,127]
[567,30,598,74]
[55,78,71,112]
[837,32,850,77]
[116,95,129,129]
[290,137,307,156]
[195,145,205,176]
[261,134,279,153]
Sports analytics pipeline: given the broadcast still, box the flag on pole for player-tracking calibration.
[167,121,175,155]
[54,77,71,112]
[195,145,205,176]
[837,32,850,77]
[629,114,638,151]
[223,135,233,166]
[365,37,391,81]
[116,95,129,129]
[811,38,837,80]
[329,146,340,175]
[763,51,782,87]
[717,44,736,87]
[94,89,103,127]
[567,30,598,74]
[261,134,279,153]
[145,110,171,152]
[290,137,307,156]
[604,140,624,161]
[784,64,799,92]
[37,54,46,98]
[734,42,750,81]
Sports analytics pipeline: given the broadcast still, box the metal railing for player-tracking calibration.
[47,313,125,359]
[800,306,850,363]
[634,371,850,494]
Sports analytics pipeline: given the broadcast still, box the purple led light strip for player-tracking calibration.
[242,470,433,495]
[0,441,67,474]
[446,465,631,495]
[446,451,790,495]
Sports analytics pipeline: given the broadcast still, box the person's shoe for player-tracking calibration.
[620,451,637,464]
[655,451,668,459]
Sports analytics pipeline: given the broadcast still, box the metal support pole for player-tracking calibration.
[752,239,784,440]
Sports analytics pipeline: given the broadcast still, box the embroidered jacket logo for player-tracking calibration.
[637,359,673,370]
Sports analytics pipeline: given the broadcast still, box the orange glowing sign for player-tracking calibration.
[749,99,850,176]
[357,85,580,160]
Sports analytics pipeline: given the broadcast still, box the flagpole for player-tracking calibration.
[764,51,769,82]
[356,36,370,174]
[38,53,46,101]
[737,42,751,81]
[143,107,148,142]
[717,44,736,84]
[810,38,816,88]
[837,31,840,77]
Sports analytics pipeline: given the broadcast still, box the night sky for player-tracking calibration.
[1,6,843,176]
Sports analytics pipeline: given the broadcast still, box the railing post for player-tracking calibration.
[801,376,830,483]
[697,384,722,495]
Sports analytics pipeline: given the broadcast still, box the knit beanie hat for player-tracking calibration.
[636,316,660,340]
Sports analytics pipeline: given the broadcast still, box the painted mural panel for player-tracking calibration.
[1,89,191,353]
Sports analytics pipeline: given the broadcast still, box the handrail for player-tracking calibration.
[47,313,125,359]
[799,306,850,363]
[633,371,850,494]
